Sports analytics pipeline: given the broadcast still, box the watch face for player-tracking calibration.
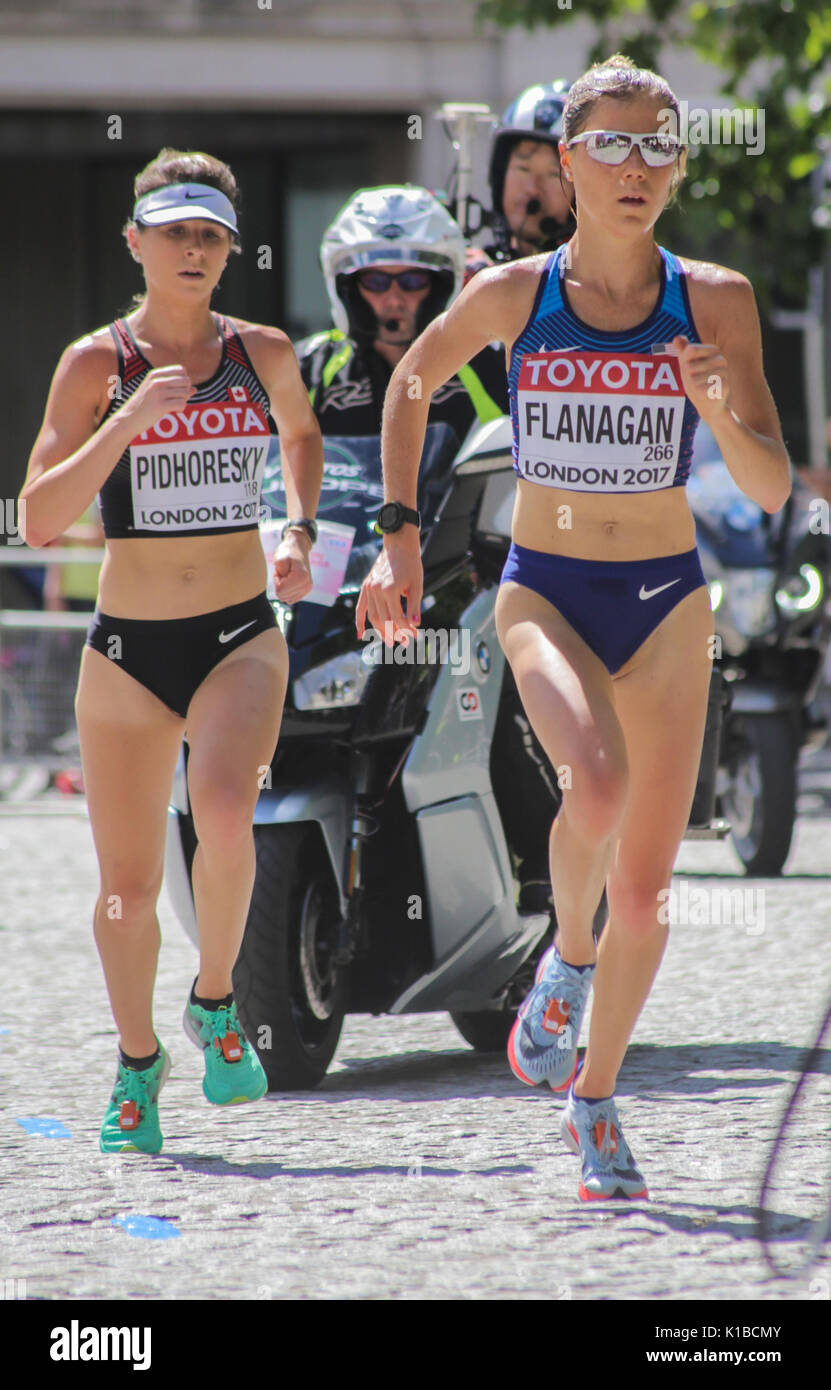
[377,503,400,532]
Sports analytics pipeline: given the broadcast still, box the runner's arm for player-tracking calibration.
[243,325,324,528]
[19,340,140,548]
[380,261,538,509]
[355,264,536,644]
[680,273,790,514]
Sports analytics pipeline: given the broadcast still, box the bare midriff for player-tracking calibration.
[97,531,268,619]
[511,475,697,562]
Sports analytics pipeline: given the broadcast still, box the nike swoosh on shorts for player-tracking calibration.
[638,579,681,601]
[218,620,257,643]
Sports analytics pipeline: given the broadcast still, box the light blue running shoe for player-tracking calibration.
[561,1072,648,1201]
[507,943,594,1091]
[183,992,267,1106]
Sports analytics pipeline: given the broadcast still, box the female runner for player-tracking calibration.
[20,149,323,1152]
[356,57,790,1200]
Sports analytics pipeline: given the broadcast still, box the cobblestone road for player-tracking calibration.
[1,757,830,1304]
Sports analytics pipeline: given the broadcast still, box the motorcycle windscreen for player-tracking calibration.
[259,424,461,604]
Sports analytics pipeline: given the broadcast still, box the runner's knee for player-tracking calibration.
[557,750,628,844]
[606,868,671,940]
[96,869,163,926]
[190,775,257,854]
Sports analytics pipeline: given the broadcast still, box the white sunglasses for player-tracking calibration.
[564,130,684,167]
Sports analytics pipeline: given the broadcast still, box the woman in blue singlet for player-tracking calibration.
[357,55,790,1201]
[19,149,324,1153]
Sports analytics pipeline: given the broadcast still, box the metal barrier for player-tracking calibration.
[0,548,103,770]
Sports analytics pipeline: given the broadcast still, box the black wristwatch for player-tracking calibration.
[281,518,318,545]
[375,501,421,535]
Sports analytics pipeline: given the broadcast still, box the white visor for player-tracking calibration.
[133,182,238,236]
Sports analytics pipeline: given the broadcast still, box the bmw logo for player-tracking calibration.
[476,641,490,674]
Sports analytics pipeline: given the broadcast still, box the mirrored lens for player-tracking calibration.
[639,135,681,166]
[585,132,680,166]
[356,269,432,293]
[586,132,633,164]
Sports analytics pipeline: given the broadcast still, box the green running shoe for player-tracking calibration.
[99,1041,171,1154]
[183,993,267,1105]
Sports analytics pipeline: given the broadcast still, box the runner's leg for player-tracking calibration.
[184,627,289,999]
[495,581,629,967]
[75,646,186,1058]
[577,585,713,1099]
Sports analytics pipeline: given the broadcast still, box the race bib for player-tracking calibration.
[516,349,686,493]
[129,397,270,532]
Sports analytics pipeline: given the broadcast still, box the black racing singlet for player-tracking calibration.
[97,313,276,538]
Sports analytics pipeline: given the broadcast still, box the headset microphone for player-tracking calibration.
[525,198,541,217]
[383,318,401,331]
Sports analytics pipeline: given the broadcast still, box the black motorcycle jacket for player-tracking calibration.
[296,329,508,438]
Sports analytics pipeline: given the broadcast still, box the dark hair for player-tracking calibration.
[122,147,242,254]
[562,54,687,208]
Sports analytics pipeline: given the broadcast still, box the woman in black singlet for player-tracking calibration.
[19,149,323,1153]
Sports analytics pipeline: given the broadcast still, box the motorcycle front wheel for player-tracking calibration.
[722,712,797,876]
[232,823,347,1089]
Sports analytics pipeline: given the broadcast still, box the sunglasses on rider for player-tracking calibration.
[564,130,683,167]
[355,268,434,293]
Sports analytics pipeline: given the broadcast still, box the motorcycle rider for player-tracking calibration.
[486,81,576,262]
[296,185,561,910]
[298,186,506,434]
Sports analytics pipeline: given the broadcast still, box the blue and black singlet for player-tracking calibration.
[508,244,702,496]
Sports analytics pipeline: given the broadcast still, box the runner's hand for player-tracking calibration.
[672,335,731,425]
[273,532,314,605]
[121,365,196,434]
[356,530,423,646]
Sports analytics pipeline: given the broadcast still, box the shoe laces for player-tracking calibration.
[577,1098,630,1169]
[530,959,591,1033]
[115,1059,158,1128]
[592,1118,619,1161]
[201,1003,244,1062]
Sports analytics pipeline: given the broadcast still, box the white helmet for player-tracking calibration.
[321,185,467,340]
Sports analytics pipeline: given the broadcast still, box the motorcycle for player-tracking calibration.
[165,421,564,1086]
[164,416,778,1088]
[687,423,831,875]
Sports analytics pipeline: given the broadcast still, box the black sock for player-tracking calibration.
[120,1046,160,1071]
[190,980,233,1011]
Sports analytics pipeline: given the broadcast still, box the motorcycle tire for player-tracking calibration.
[450,888,608,1053]
[232,823,347,1090]
[723,712,797,877]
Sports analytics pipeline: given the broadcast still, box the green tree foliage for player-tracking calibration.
[473,0,831,308]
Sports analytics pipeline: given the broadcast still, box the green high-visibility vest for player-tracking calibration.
[306,331,504,423]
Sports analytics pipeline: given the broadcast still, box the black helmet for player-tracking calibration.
[488,81,571,218]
